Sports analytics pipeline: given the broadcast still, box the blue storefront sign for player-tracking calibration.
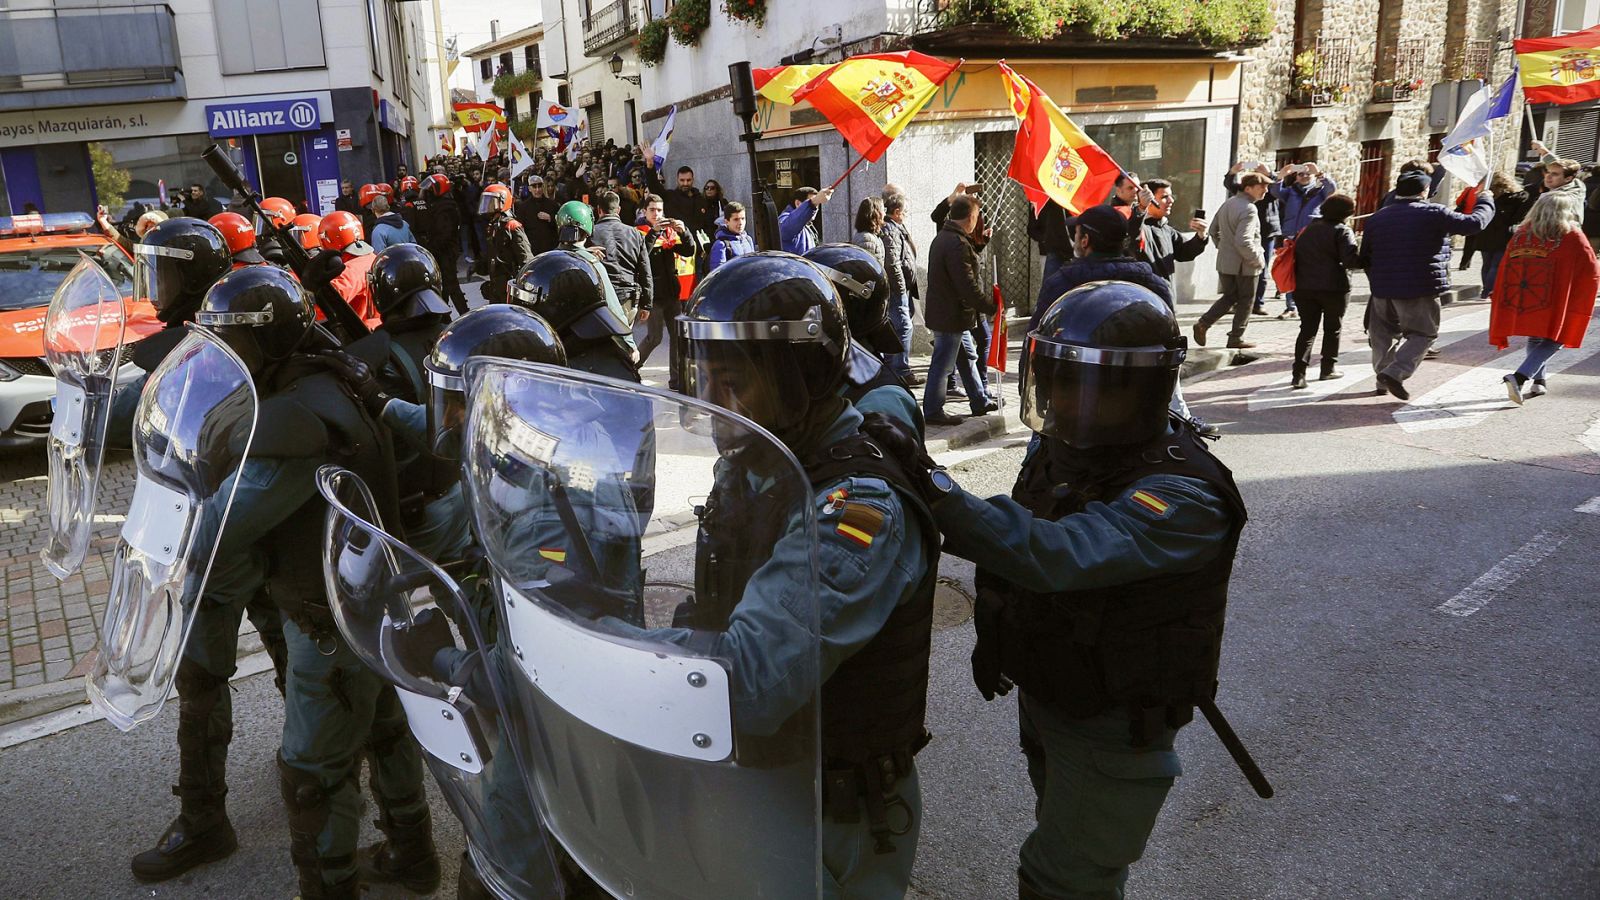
[205,97,322,138]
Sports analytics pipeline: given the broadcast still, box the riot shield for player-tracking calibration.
[88,330,257,731]
[41,257,127,579]
[462,360,823,900]
[318,465,564,900]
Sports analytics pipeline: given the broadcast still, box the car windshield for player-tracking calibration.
[0,242,133,312]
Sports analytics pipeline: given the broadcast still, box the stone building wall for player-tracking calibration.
[1237,0,1520,207]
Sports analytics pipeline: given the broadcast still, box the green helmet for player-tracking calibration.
[556,200,594,242]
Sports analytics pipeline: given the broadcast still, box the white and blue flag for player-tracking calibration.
[1440,64,1518,189]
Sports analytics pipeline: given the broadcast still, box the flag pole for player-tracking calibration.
[826,152,869,192]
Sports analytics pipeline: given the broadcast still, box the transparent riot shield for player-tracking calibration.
[41,257,127,579]
[88,330,257,731]
[318,465,564,900]
[462,359,823,900]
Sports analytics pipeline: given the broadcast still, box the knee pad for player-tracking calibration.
[276,753,332,841]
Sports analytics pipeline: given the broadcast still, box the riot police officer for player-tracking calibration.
[194,266,435,899]
[508,247,638,383]
[208,211,267,268]
[672,251,941,896]
[117,218,293,884]
[868,281,1253,900]
[479,182,531,304]
[412,173,470,314]
[803,243,922,436]
[366,242,453,398]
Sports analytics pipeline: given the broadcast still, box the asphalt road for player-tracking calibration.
[2,300,1598,899]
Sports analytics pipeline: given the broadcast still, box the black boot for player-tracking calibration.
[131,660,239,882]
[295,870,362,900]
[1291,366,1308,389]
[359,807,441,894]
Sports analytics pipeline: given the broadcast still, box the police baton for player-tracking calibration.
[1198,698,1274,799]
[201,144,370,341]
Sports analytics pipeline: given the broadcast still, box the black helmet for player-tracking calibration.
[195,264,318,376]
[1022,280,1185,448]
[507,250,629,341]
[366,243,450,327]
[135,217,232,324]
[425,304,566,461]
[802,243,899,356]
[680,251,849,436]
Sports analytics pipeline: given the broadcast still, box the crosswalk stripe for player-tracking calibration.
[1436,530,1566,617]
[1394,321,1600,433]
[1247,308,1493,412]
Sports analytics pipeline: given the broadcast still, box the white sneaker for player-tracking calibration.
[1526,379,1547,398]
[1503,373,1524,406]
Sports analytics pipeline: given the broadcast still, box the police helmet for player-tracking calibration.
[680,251,849,436]
[208,212,258,257]
[478,183,513,217]
[259,197,296,228]
[556,200,594,243]
[1022,280,1185,448]
[366,243,451,327]
[195,264,319,376]
[424,304,566,461]
[135,217,233,324]
[508,250,629,342]
[421,173,451,199]
[318,211,364,253]
[802,242,899,356]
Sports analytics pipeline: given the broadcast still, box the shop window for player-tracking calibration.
[1081,119,1206,213]
[97,134,237,218]
[756,147,821,205]
[214,0,326,74]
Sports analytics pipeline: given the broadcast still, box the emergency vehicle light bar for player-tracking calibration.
[0,212,96,237]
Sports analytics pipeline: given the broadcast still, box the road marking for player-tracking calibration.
[1395,328,1600,433]
[1248,308,1493,412]
[1436,530,1566,617]
[1576,496,1600,516]
[1580,416,1600,457]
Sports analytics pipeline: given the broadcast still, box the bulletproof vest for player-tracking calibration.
[688,426,940,765]
[567,340,641,382]
[255,349,403,633]
[384,319,453,506]
[977,422,1247,733]
[131,325,190,373]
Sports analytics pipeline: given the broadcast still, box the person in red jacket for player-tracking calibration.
[314,211,384,329]
[1491,191,1599,404]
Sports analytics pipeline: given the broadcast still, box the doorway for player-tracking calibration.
[256,133,308,210]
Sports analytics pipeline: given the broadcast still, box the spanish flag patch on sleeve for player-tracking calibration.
[539,547,568,564]
[1129,489,1171,517]
[835,502,886,549]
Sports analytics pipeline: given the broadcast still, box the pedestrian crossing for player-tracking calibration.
[1393,338,1600,433]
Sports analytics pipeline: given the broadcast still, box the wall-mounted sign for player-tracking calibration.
[336,129,353,151]
[283,151,298,166]
[205,97,322,137]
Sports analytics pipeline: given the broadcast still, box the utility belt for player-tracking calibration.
[820,733,929,854]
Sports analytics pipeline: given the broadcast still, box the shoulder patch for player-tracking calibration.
[1129,489,1171,517]
[835,502,886,549]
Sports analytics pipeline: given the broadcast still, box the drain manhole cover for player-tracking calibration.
[933,577,974,630]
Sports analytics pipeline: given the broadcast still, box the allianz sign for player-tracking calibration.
[206,98,322,138]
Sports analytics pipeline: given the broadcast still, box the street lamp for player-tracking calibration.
[609,53,641,86]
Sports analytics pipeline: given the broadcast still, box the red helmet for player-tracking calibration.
[359,184,385,208]
[422,173,451,197]
[479,183,513,215]
[259,197,296,226]
[208,211,256,255]
[399,176,419,193]
[318,211,364,252]
[290,213,322,250]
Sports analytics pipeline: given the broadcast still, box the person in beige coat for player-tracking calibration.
[1194,172,1269,349]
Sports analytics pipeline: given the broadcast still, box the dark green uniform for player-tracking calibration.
[483,214,533,303]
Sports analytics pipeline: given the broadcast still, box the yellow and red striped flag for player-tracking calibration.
[453,102,505,133]
[1516,24,1600,105]
[789,51,962,162]
[752,64,832,106]
[996,62,1122,215]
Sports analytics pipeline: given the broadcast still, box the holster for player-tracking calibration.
[820,739,926,855]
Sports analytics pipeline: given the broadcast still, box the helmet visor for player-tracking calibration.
[427,366,468,462]
[1020,334,1184,447]
[478,192,503,216]
[681,337,807,439]
[132,243,194,314]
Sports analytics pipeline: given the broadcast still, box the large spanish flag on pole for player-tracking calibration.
[1516,24,1600,105]
[752,64,832,105]
[790,51,963,162]
[996,62,1122,215]
[453,102,505,133]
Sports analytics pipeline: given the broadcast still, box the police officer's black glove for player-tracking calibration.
[301,249,346,292]
[389,606,455,680]
[970,585,1015,701]
[478,278,501,303]
[313,349,390,418]
[859,412,944,506]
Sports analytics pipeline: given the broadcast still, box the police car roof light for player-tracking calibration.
[0,212,96,238]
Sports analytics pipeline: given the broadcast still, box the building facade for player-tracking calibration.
[464,22,546,136]
[538,0,644,148]
[1236,0,1523,224]
[0,0,434,219]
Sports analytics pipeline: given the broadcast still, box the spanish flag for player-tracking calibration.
[1516,25,1600,105]
[453,102,505,133]
[996,62,1122,215]
[753,64,832,106]
[789,51,962,162]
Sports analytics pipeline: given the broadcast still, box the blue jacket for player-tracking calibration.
[707,226,755,272]
[778,199,820,254]
[1358,196,1493,299]
[1030,254,1174,331]
[1274,176,1336,237]
[370,212,416,252]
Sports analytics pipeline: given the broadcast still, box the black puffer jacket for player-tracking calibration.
[1478,190,1531,255]
[1293,217,1361,295]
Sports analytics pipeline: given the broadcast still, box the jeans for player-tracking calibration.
[1368,295,1441,382]
[886,289,914,378]
[1200,273,1257,345]
[1292,289,1348,375]
[1254,238,1276,307]
[1481,248,1506,299]
[1517,337,1562,380]
[970,315,992,385]
[923,330,987,416]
